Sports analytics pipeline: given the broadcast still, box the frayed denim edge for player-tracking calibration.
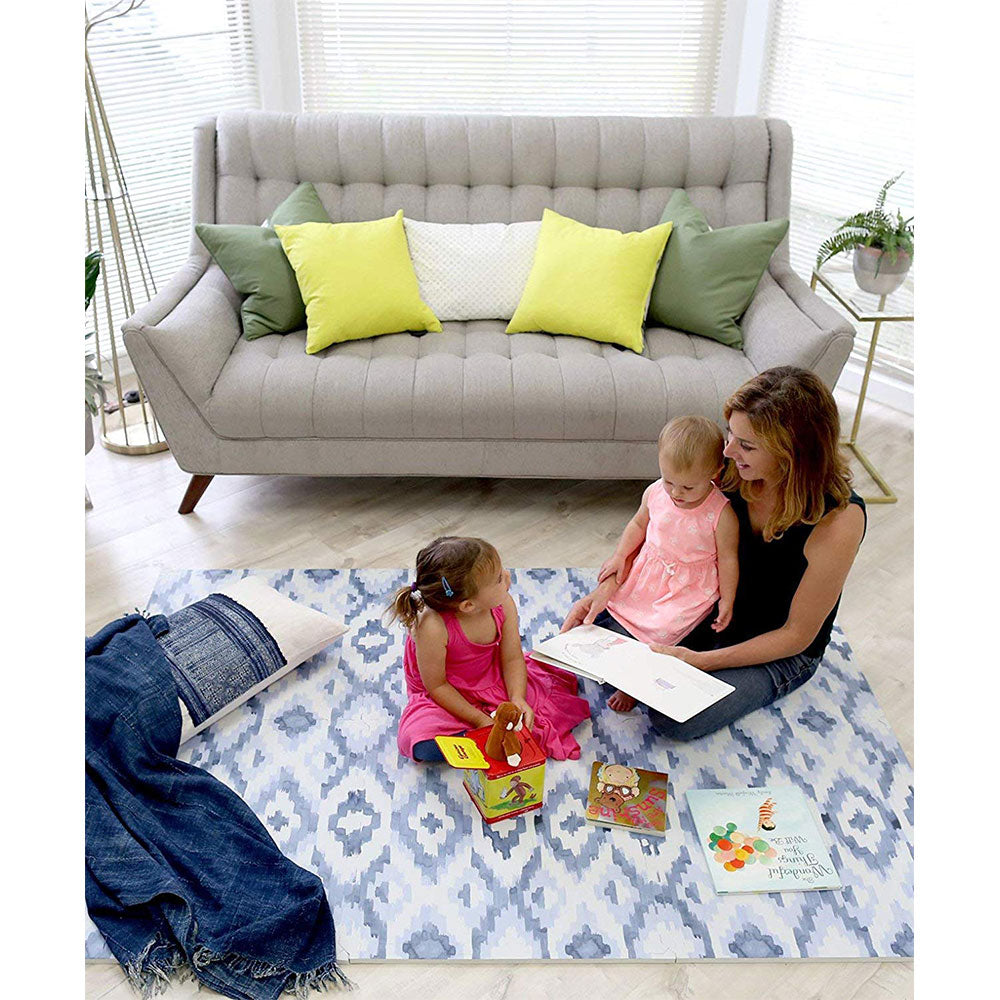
[121,936,191,998]
[122,935,354,998]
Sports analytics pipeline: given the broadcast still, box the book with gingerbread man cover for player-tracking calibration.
[584,761,669,837]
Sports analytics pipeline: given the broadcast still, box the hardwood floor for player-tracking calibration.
[84,387,914,999]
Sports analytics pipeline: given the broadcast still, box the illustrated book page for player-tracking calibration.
[532,624,733,722]
[686,785,843,894]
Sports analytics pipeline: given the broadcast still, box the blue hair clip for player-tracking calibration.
[441,575,454,598]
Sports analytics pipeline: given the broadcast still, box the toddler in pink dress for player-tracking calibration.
[390,536,590,761]
[600,416,740,711]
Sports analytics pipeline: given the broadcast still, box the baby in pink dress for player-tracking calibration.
[600,416,740,712]
[390,536,590,762]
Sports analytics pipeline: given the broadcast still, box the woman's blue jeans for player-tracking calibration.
[591,609,819,742]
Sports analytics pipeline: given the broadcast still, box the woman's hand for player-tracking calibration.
[560,578,619,632]
[509,697,535,731]
[560,595,594,633]
[650,644,709,670]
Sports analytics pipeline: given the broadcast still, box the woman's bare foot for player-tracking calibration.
[608,689,636,713]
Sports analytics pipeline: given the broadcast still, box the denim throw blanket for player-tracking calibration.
[158,593,286,726]
[85,614,348,1000]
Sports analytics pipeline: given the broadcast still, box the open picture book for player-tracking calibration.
[531,624,733,722]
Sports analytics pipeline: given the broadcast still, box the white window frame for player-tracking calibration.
[713,0,769,116]
[248,0,302,111]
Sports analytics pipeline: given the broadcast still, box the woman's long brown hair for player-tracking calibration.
[720,366,852,541]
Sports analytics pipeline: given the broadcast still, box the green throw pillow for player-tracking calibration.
[195,182,331,340]
[647,189,789,349]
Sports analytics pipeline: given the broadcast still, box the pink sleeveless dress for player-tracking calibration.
[606,481,730,646]
[397,603,590,761]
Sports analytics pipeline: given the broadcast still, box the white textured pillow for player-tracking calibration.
[168,578,348,744]
[404,219,541,321]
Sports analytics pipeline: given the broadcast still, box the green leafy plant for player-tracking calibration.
[85,250,108,416]
[815,173,915,275]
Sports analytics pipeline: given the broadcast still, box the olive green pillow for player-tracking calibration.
[195,183,331,340]
[647,190,789,349]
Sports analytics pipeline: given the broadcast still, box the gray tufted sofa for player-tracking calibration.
[123,111,855,513]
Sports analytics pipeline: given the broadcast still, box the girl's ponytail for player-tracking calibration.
[385,536,502,630]
[387,583,422,630]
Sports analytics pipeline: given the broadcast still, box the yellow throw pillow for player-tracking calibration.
[275,210,441,354]
[506,209,673,353]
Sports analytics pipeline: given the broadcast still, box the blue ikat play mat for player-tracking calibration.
[86,568,914,962]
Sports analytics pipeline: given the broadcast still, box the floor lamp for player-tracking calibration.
[85,0,167,455]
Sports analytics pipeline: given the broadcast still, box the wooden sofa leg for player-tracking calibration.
[178,475,214,514]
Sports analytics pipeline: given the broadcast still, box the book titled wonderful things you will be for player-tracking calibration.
[686,785,842,894]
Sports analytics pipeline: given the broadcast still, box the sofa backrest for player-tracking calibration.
[191,111,791,264]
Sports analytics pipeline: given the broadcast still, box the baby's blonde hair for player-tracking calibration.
[658,416,725,475]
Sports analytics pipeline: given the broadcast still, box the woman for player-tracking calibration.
[561,366,867,741]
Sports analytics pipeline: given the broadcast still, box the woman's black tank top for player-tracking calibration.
[724,489,867,659]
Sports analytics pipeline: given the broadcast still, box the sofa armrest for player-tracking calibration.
[123,254,242,405]
[740,265,856,388]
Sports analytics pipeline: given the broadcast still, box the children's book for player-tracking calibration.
[686,786,842,894]
[532,624,734,722]
[584,761,669,837]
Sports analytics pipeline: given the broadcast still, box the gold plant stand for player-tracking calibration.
[811,267,913,504]
[85,1,167,455]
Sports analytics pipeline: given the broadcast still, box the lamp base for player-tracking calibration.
[101,422,169,456]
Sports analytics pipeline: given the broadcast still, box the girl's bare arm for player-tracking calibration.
[498,596,535,729]
[598,484,654,584]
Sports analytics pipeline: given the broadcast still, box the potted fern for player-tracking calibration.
[85,250,107,453]
[815,173,914,296]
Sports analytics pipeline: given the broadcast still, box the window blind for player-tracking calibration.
[295,0,728,116]
[758,0,914,374]
[85,0,259,368]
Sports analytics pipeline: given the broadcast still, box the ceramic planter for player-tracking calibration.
[852,246,912,296]
[86,407,95,454]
